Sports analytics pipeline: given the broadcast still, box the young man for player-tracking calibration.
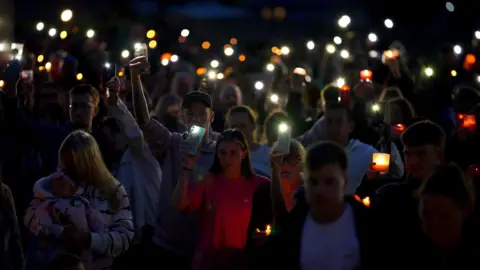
[128,56,217,269]
[370,120,445,270]
[3,82,100,173]
[268,142,371,270]
[322,102,404,194]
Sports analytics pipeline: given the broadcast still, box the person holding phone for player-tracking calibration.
[173,129,269,270]
[127,56,218,269]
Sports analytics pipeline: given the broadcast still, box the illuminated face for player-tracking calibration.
[69,94,97,128]
[181,102,213,131]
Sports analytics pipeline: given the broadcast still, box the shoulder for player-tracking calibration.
[375,182,409,205]
[254,175,270,185]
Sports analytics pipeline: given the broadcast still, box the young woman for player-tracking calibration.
[227,106,271,178]
[416,164,480,269]
[173,129,269,270]
[0,173,24,270]
[24,130,134,269]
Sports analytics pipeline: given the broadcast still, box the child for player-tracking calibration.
[29,171,106,268]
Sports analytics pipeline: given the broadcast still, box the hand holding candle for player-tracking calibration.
[461,115,477,130]
[371,153,391,173]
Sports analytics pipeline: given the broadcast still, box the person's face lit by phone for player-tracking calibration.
[324,108,353,145]
[420,194,465,248]
[69,93,98,128]
[227,112,255,143]
[182,102,213,131]
[217,140,246,171]
[305,163,347,216]
[403,145,441,180]
[280,152,303,179]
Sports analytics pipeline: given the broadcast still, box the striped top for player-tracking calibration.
[24,174,134,269]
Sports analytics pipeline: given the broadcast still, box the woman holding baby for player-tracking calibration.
[24,130,134,269]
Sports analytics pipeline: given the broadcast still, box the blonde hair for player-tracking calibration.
[58,130,120,210]
[272,139,306,164]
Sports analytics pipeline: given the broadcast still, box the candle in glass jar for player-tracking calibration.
[371,153,391,173]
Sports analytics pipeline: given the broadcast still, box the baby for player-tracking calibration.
[31,172,105,267]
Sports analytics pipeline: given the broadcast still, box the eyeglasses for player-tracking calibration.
[283,155,302,165]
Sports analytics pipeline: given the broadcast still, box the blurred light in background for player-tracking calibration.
[146,30,156,39]
[121,50,130,58]
[76,73,83,80]
[61,9,73,22]
[180,29,190,37]
[445,2,455,12]
[161,59,169,66]
[36,22,45,31]
[326,44,336,54]
[45,62,52,71]
[197,67,207,76]
[60,31,68,39]
[333,36,342,45]
[148,40,157,49]
[171,55,179,62]
[384,19,394,29]
[48,28,57,37]
[424,67,434,77]
[340,49,350,59]
[230,38,237,45]
[224,47,234,56]
[210,60,219,68]
[238,54,246,62]
[37,55,44,63]
[86,29,95,38]
[453,45,462,55]
[266,63,275,72]
[368,33,378,43]
[202,41,211,50]
[280,46,290,55]
[338,15,351,28]
[306,41,315,50]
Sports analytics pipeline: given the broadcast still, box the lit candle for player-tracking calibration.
[371,153,391,173]
[393,123,406,134]
[265,225,271,236]
[462,115,477,130]
[360,69,373,81]
[362,197,371,207]
[339,85,351,106]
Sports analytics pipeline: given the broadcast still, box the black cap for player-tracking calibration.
[182,91,212,109]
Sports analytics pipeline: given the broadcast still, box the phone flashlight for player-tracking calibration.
[270,94,279,103]
[191,126,200,134]
[278,123,289,133]
[371,103,381,112]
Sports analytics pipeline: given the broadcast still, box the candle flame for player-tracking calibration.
[362,197,371,207]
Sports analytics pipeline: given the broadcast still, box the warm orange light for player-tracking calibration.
[393,124,406,134]
[362,197,371,207]
[230,38,238,45]
[178,36,186,43]
[384,50,399,60]
[271,46,279,54]
[38,66,45,71]
[225,67,233,74]
[196,67,207,76]
[360,69,373,81]
[238,54,246,62]
[202,41,211,50]
[371,153,391,173]
[265,225,272,236]
[340,85,351,91]
[464,54,476,70]
[224,44,232,50]
[161,53,172,61]
[118,71,124,77]
[354,194,362,202]
[461,114,477,130]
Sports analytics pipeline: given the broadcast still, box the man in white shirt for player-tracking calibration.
[267,142,371,270]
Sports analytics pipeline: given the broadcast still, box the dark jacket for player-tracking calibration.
[0,184,24,270]
[370,177,424,270]
[264,193,372,270]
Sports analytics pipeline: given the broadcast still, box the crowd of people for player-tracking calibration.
[1,28,480,270]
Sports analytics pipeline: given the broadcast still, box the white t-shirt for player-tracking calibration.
[300,204,361,270]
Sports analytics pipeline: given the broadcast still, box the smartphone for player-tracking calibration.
[21,70,33,83]
[134,43,148,61]
[186,125,206,155]
[276,123,291,154]
[102,62,116,87]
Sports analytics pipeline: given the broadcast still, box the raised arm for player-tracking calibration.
[130,57,172,157]
[296,117,325,147]
[107,78,145,156]
[270,154,288,225]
